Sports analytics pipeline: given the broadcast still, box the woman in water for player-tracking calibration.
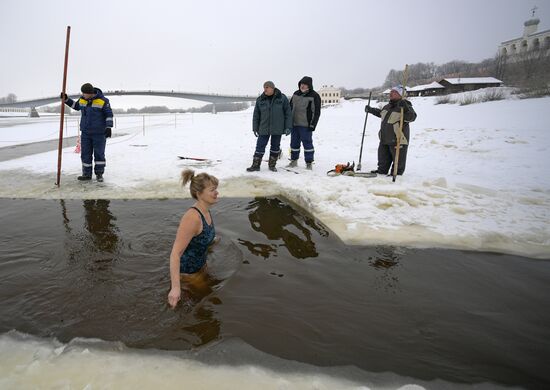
[168,169,219,308]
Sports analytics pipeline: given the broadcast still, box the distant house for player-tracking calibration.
[406,82,445,97]
[380,78,502,97]
[381,82,445,97]
[438,77,503,94]
[319,85,341,105]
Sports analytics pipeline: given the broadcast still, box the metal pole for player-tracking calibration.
[56,26,71,187]
[356,91,372,171]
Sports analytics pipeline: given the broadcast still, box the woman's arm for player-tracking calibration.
[167,211,200,308]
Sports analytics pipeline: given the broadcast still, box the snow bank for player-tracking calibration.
[0,331,505,390]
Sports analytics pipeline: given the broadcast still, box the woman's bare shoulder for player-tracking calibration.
[181,208,201,221]
[179,208,202,232]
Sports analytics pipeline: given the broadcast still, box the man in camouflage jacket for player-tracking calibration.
[365,85,417,175]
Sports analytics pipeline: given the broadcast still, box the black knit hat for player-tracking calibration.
[81,83,94,94]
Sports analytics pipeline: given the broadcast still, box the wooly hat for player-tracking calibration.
[263,81,275,89]
[81,83,94,94]
[391,85,404,96]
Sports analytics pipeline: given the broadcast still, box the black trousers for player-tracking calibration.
[377,143,408,175]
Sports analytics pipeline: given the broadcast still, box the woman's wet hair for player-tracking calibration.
[181,170,219,199]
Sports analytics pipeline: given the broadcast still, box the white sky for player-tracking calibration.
[1,0,549,99]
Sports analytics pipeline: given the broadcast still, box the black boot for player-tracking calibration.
[78,175,92,181]
[96,174,104,182]
[246,156,262,172]
[268,155,278,172]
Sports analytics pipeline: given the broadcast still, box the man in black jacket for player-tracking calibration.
[288,76,321,170]
[365,85,417,176]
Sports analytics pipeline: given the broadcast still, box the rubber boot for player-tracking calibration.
[287,160,298,168]
[268,155,278,172]
[246,156,262,172]
[306,162,313,170]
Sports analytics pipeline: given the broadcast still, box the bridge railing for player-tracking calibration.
[103,89,257,98]
[0,107,30,113]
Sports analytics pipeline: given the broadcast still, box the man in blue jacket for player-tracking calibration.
[62,83,113,182]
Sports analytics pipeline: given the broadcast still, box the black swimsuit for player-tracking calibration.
[179,207,215,274]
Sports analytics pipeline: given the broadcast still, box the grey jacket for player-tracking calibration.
[290,76,322,130]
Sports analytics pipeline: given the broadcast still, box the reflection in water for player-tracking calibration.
[143,260,231,350]
[240,197,328,259]
[83,199,119,253]
[60,200,121,273]
[60,199,71,234]
[177,271,223,347]
[368,246,402,293]
[236,239,277,259]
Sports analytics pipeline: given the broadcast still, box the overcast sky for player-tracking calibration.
[1,0,549,100]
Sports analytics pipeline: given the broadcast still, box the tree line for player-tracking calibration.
[0,93,17,104]
[342,49,550,97]
[382,51,549,92]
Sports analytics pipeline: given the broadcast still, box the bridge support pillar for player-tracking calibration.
[29,107,40,118]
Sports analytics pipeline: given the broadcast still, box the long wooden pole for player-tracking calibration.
[356,91,372,171]
[392,64,409,182]
[56,26,71,187]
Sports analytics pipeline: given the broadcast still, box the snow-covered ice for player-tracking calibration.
[1,330,502,390]
[1,90,549,258]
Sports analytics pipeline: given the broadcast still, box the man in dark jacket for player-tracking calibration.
[288,76,321,170]
[365,85,417,176]
[62,83,113,182]
[247,81,292,172]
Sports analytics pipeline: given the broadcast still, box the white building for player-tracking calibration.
[498,13,550,59]
[318,85,341,105]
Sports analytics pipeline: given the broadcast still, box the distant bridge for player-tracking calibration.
[0,90,258,109]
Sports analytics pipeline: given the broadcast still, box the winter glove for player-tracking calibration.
[60,92,68,101]
[284,129,291,136]
[309,126,315,131]
[364,105,372,113]
[397,100,410,111]
[253,130,259,137]
[105,128,112,138]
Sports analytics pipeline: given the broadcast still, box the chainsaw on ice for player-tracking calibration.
[326,162,377,178]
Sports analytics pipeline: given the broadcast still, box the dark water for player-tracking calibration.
[0,198,549,389]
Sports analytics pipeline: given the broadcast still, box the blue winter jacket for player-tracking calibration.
[65,88,114,135]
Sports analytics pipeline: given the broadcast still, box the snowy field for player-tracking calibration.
[0,89,549,258]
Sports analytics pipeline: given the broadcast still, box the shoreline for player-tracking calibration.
[0,168,548,259]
